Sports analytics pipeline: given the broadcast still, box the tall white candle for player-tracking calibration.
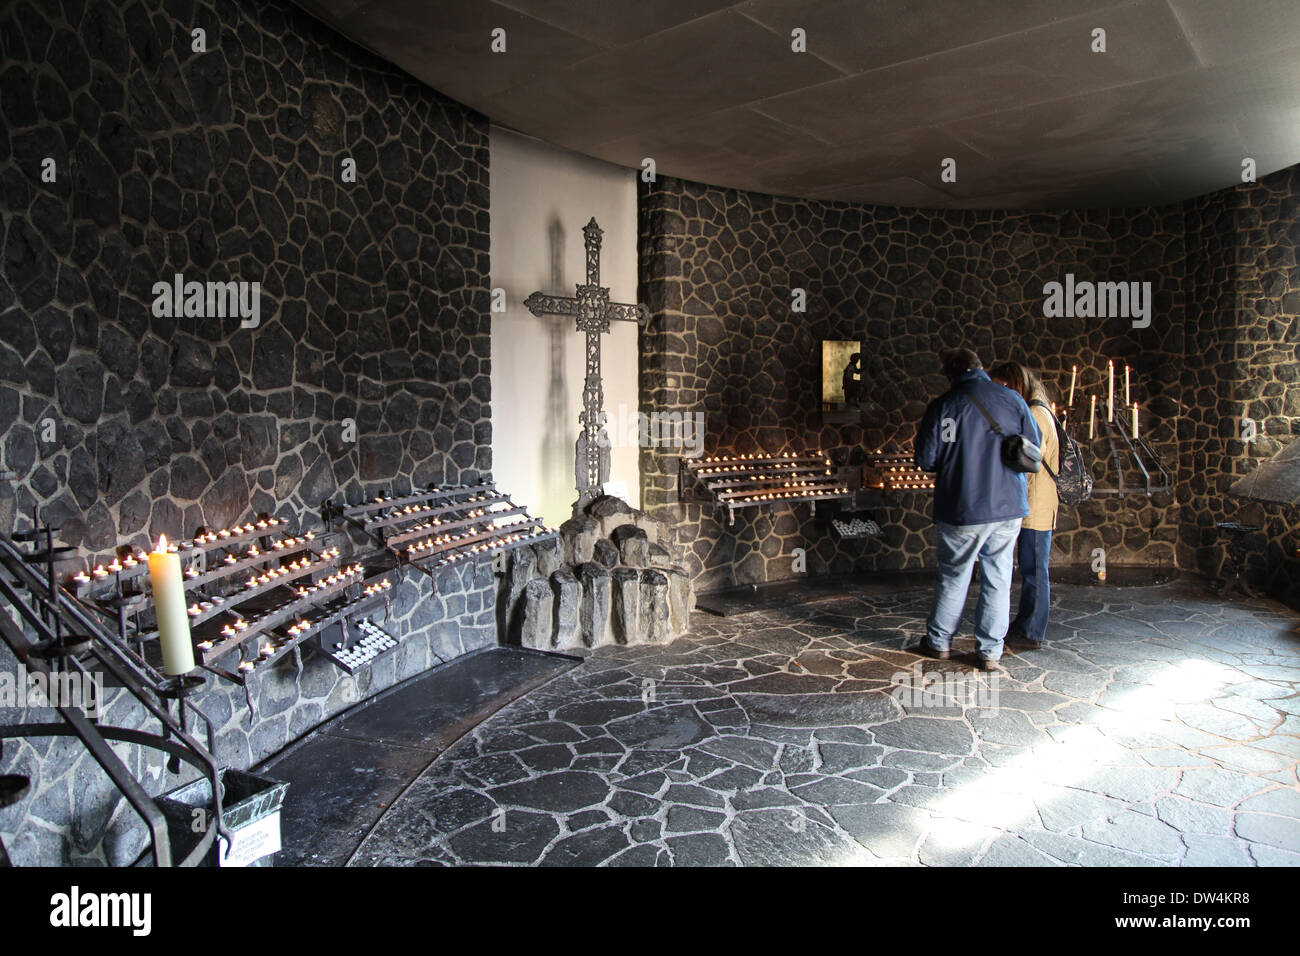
[1068,365,1077,407]
[1132,402,1139,439]
[149,535,195,676]
[1107,360,1114,422]
[1089,394,1096,439]
[1124,365,1131,406]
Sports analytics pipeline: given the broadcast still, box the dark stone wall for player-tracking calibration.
[0,0,496,864]
[1180,166,1300,604]
[0,0,492,553]
[639,177,1185,592]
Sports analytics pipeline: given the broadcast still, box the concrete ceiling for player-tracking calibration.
[291,0,1300,209]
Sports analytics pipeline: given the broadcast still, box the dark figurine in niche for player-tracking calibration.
[842,352,864,405]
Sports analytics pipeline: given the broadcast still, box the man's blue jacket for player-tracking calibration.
[914,368,1041,526]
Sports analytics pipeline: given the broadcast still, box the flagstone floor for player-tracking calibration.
[345,576,1300,866]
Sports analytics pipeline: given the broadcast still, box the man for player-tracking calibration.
[914,348,1041,672]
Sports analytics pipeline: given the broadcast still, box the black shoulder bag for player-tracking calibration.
[963,388,1043,474]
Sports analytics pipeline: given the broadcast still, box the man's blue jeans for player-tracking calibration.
[925,518,1022,661]
[1013,528,1053,641]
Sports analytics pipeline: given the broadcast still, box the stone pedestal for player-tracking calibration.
[497,496,694,650]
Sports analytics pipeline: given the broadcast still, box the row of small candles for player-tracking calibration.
[880,464,936,491]
[407,524,554,562]
[74,519,298,583]
[364,494,498,528]
[188,532,316,577]
[228,574,390,671]
[206,562,367,643]
[202,576,394,671]
[242,546,338,591]
[390,506,507,539]
[1067,361,1140,440]
[699,452,825,463]
[697,465,834,478]
[729,486,850,505]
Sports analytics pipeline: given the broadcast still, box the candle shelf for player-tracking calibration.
[680,453,858,526]
[325,483,558,584]
[71,516,400,698]
[863,453,936,493]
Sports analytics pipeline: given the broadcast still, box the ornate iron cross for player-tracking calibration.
[524,217,648,508]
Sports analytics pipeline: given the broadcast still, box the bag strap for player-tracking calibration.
[1028,398,1061,482]
[962,387,1005,437]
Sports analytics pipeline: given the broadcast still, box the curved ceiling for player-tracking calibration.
[291,0,1300,209]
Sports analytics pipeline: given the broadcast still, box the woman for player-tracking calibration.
[989,361,1059,650]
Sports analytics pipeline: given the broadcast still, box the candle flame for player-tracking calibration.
[156,534,168,551]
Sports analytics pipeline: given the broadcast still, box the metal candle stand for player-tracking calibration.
[680,454,858,527]
[0,525,227,866]
[328,482,559,582]
[321,483,554,672]
[72,515,397,720]
[1088,409,1173,497]
[863,453,936,493]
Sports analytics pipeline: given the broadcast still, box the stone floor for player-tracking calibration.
[339,575,1300,866]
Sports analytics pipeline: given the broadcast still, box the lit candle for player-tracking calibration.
[1124,365,1130,406]
[1107,360,1114,422]
[149,535,195,676]
[1089,394,1096,440]
[1068,365,1077,407]
[1132,402,1139,439]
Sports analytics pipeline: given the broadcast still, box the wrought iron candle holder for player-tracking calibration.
[681,453,857,526]
[71,515,398,717]
[1086,409,1173,497]
[326,483,558,583]
[863,453,936,493]
[0,525,226,866]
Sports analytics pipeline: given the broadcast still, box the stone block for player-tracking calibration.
[532,535,564,578]
[648,541,673,568]
[498,544,536,639]
[551,568,581,649]
[593,538,619,570]
[611,523,650,567]
[610,567,640,645]
[633,512,672,546]
[560,514,599,565]
[666,565,693,636]
[577,562,611,648]
[639,569,671,643]
[518,578,554,649]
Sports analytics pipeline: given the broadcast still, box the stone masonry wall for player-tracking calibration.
[0,0,496,864]
[1180,166,1300,605]
[639,176,1185,593]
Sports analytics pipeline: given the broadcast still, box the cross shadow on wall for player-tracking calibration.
[540,215,573,517]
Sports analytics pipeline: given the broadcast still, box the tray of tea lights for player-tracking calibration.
[70,517,398,685]
[325,483,559,584]
[312,616,402,676]
[863,453,936,493]
[681,453,857,526]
